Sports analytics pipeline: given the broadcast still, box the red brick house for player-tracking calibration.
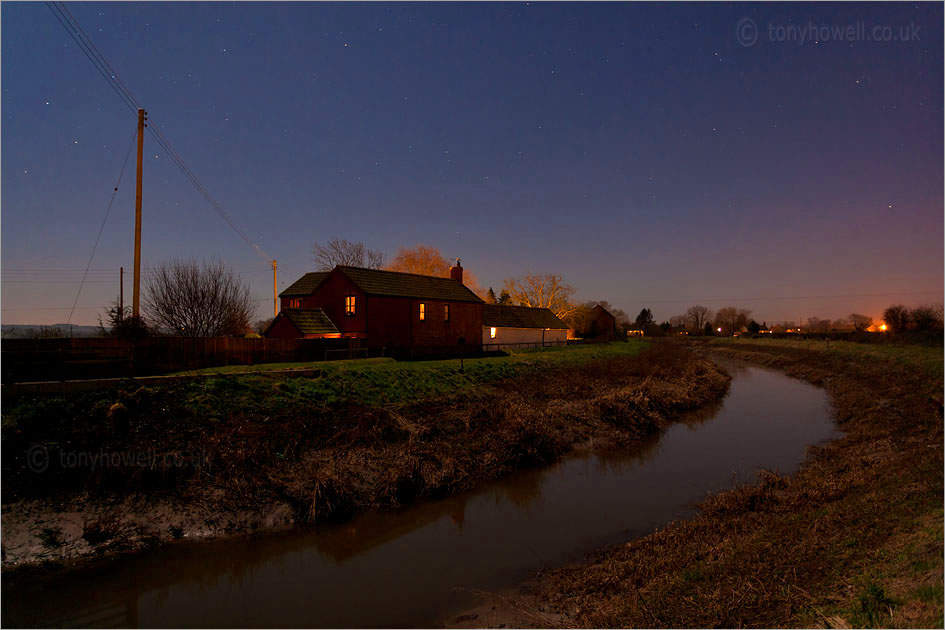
[265,262,483,355]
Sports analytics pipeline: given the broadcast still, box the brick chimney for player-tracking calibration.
[450,258,464,283]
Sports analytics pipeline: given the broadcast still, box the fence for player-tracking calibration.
[481,340,569,352]
[1,337,359,383]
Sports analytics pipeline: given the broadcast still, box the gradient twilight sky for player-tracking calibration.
[2,2,942,326]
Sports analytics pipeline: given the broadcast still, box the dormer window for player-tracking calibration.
[287,298,301,309]
[345,295,356,317]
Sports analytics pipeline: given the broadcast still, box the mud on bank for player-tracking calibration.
[489,340,943,629]
[1,343,729,569]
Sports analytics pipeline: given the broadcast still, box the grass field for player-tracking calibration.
[165,340,650,406]
[709,337,943,380]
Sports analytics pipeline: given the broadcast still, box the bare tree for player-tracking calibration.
[145,259,255,337]
[910,304,944,331]
[502,273,577,319]
[563,303,595,338]
[386,244,485,297]
[831,317,851,331]
[714,307,751,336]
[805,316,831,334]
[882,304,911,334]
[313,237,385,270]
[669,314,688,330]
[849,313,873,332]
[686,305,713,334]
[386,244,450,276]
[30,326,64,339]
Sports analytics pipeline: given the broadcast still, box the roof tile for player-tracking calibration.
[338,266,483,302]
[278,308,339,335]
[279,272,330,297]
[482,304,569,329]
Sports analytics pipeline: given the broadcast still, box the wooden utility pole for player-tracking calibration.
[132,108,146,318]
[272,260,278,317]
[119,266,124,324]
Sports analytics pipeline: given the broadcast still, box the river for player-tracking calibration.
[1,358,839,627]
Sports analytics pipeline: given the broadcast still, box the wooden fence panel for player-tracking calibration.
[1,336,360,382]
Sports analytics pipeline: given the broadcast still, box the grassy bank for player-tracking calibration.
[516,338,942,628]
[1,341,729,567]
[163,341,650,404]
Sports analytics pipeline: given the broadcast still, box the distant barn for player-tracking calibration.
[588,304,617,340]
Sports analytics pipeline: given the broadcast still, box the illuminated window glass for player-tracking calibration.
[345,295,356,316]
[444,304,450,322]
[419,303,425,321]
[490,327,497,339]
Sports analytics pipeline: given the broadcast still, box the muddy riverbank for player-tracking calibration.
[2,342,729,569]
[2,354,837,627]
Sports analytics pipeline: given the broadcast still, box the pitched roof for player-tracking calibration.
[337,266,483,302]
[279,272,330,298]
[593,304,615,319]
[482,304,569,329]
[273,308,339,336]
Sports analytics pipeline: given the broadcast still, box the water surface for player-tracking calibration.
[2,358,838,628]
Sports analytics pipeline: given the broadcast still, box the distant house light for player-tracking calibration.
[490,327,496,339]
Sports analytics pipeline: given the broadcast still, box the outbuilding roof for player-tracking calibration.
[272,308,339,336]
[482,304,569,329]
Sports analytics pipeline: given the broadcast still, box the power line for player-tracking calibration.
[66,128,138,326]
[45,1,270,262]
[45,2,138,114]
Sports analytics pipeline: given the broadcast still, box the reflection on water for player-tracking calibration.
[2,359,838,628]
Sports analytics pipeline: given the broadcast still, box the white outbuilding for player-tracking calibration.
[482,304,569,349]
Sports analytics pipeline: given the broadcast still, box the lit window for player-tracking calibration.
[419,303,425,321]
[490,327,497,339]
[345,295,356,316]
[444,304,450,322]
[288,298,301,309]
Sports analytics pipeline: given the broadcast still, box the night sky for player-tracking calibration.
[2,2,942,326]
